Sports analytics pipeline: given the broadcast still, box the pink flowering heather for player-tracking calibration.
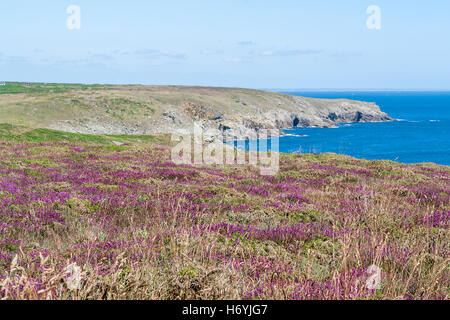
[0,138,448,300]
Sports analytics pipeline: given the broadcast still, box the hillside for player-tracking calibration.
[0,83,391,139]
[0,128,448,299]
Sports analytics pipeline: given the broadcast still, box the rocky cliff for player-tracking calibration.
[175,96,391,140]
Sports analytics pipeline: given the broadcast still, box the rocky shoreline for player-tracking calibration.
[50,87,392,141]
[158,96,393,142]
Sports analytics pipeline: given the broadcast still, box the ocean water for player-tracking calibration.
[239,91,450,165]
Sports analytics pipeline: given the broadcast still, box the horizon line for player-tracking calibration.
[266,88,450,92]
[2,81,450,92]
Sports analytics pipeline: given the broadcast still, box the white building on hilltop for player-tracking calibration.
[0,82,5,86]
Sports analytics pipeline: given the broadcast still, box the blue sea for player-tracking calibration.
[239,91,450,166]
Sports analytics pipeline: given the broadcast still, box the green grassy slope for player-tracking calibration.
[0,123,169,145]
[0,82,108,95]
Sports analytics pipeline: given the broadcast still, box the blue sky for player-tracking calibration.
[1,0,450,89]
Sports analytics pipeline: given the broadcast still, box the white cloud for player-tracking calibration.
[258,49,323,57]
[237,41,254,46]
[201,49,223,55]
[223,57,249,63]
[134,49,187,60]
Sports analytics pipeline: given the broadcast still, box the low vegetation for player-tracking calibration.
[0,82,107,95]
[0,124,167,145]
[0,128,448,299]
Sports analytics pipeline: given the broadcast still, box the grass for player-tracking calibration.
[0,82,106,95]
[0,85,161,132]
[0,128,448,300]
[0,124,169,145]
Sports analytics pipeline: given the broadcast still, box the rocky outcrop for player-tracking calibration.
[183,103,224,121]
[173,98,392,141]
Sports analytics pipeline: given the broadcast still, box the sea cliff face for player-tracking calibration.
[152,88,392,140]
[0,85,392,139]
[179,97,391,140]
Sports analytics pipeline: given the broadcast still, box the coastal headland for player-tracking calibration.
[0,83,392,140]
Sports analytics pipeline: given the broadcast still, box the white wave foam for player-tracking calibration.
[284,134,308,137]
